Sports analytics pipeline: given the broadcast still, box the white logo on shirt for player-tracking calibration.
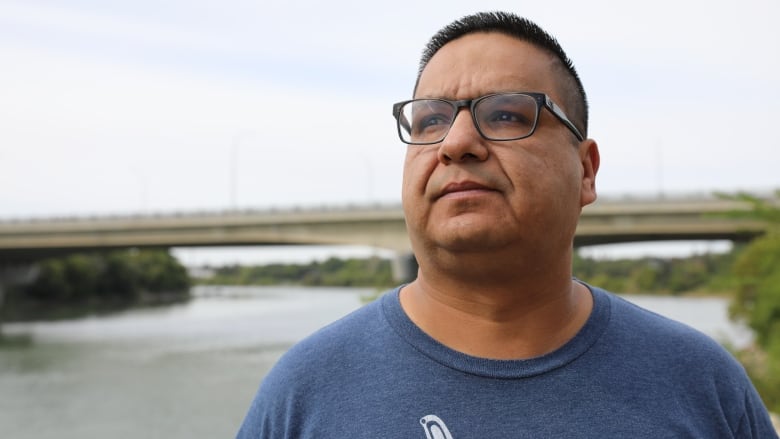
[420,414,454,439]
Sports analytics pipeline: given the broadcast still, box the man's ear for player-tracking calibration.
[579,139,599,207]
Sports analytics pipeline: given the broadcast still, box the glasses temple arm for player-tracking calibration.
[544,97,585,141]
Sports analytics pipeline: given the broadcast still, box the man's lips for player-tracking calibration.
[436,181,496,200]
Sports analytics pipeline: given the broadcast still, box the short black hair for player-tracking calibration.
[415,11,589,137]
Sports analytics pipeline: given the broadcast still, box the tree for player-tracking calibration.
[723,190,780,349]
[13,249,190,319]
[729,233,780,348]
[720,190,780,412]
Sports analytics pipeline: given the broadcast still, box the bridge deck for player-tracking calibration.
[0,197,771,262]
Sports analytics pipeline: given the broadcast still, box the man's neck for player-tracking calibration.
[398,269,593,360]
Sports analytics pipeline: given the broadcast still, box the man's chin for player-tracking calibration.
[429,226,512,254]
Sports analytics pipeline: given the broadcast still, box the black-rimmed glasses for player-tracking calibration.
[392,92,584,145]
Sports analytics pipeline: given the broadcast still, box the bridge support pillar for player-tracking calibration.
[391,252,418,284]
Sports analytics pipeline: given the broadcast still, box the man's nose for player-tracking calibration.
[437,110,489,164]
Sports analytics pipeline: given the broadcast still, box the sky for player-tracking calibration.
[1,0,778,263]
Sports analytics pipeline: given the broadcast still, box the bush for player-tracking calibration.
[729,233,780,350]
[720,190,780,413]
[13,249,190,316]
[202,256,394,288]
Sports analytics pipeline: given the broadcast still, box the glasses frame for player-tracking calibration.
[392,92,584,145]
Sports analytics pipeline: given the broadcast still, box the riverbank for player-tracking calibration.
[0,249,191,324]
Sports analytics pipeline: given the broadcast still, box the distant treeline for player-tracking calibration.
[3,249,190,321]
[196,251,737,295]
[573,250,738,296]
[199,256,394,288]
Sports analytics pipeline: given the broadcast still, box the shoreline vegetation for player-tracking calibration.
[1,249,190,323]
[197,256,394,289]
[0,244,762,318]
[0,247,740,325]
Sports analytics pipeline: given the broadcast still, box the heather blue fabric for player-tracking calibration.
[237,285,778,438]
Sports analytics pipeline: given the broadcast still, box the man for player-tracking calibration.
[238,12,777,438]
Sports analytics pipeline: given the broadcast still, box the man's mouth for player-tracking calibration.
[437,181,495,200]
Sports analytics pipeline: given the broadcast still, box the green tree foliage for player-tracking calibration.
[202,256,394,288]
[715,190,780,224]
[17,249,190,313]
[572,252,733,295]
[721,191,780,349]
[719,190,780,412]
[132,249,191,294]
[27,254,103,301]
[729,233,780,348]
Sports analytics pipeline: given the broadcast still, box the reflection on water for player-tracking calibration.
[0,286,750,439]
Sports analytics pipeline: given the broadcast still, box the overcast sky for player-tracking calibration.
[1,1,778,264]
[2,0,778,221]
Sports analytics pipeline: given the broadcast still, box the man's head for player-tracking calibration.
[398,12,599,275]
[414,11,588,139]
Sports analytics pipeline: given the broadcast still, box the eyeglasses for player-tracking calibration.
[392,92,584,145]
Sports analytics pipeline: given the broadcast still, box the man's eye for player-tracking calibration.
[415,114,451,131]
[486,111,529,124]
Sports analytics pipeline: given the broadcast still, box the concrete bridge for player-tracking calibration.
[0,195,771,263]
[0,194,773,303]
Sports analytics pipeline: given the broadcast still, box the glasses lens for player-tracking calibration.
[398,100,455,144]
[474,93,539,140]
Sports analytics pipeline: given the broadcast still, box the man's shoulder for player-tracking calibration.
[604,289,723,342]
[592,287,779,437]
[593,286,747,378]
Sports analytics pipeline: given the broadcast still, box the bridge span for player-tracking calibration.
[0,195,770,263]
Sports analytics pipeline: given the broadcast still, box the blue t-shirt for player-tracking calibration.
[237,285,777,438]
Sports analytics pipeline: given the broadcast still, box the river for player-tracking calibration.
[0,286,751,439]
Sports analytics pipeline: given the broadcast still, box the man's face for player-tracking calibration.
[401,32,598,259]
